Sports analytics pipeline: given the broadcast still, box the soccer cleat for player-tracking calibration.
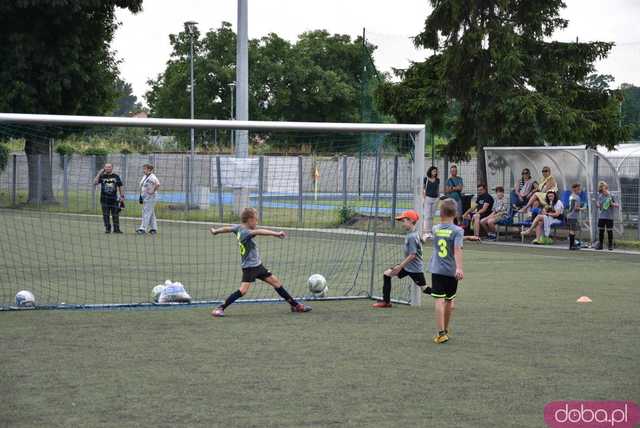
[433,333,449,344]
[136,229,146,235]
[211,307,225,317]
[105,229,111,234]
[149,229,157,235]
[608,243,614,251]
[422,286,432,295]
[291,303,312,313]
[113,228,123,234]
[372,301,392,308]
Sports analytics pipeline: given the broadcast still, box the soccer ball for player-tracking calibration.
[151,285,165,303]
[15,290,35,307]
[308,274,328,297]
[159,281,192,303]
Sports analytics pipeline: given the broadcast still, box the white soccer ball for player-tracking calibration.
[308,274,328,296]
[15,290,35,307]
[152,285,165,303]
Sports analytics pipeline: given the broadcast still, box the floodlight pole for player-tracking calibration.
[234,0,249,214]
[185,21,198,208]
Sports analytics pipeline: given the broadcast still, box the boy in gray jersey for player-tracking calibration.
[429,199,476,344]
[373,210,430,308]
[209,208,311,317]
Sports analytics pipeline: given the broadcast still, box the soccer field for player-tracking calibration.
[1,239,639,427]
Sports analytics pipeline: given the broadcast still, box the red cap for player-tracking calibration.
[395,209,419,223]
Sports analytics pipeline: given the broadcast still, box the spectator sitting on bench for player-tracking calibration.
[462,183,494,238]
[520,190,564,244]
[511,168,535,209]
[480,186,507,240]
[518,166,558,212]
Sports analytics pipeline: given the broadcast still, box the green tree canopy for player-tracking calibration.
[0,0,143,202]
[621,83,640,139]
[146,24,374,152]
[377,0,628,183]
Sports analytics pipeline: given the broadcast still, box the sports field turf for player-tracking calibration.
[1,228,639,427]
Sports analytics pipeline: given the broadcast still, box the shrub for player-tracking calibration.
[0,143,9,173]
[55,142,76,157]
[83,146,110,156]
[336,205,358,224]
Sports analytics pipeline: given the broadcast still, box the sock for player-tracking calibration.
[383,275,391,303]
[598,228,605,244]
[112,214,120,231]
[569,234,575,247]
[607,230,613,246]
[221,290,243,309]
[438,330,447,336]
[275,286,298,306]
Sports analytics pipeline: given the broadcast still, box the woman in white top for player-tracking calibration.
[137,164,160,235]
[520,190,564,244]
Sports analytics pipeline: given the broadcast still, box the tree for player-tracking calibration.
[378,0,628,184]
[146,25,372,152]
[621,83,640,139]
[112,78,144,117]
[0,0,143,203]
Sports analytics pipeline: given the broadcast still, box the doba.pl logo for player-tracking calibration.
[545,401,640,428]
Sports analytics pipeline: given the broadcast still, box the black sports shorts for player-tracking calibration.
[398,269,427,286]
[431,273,458,300]
[241,264,272,283]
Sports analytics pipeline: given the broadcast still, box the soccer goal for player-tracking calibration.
[0,113,425,310]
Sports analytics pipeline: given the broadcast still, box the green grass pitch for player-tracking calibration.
[2,224,639,426]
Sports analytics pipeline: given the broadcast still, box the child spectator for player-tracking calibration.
[481,186,507,240]
[595,181,619,250]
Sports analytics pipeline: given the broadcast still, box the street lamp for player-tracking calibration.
[185,20,198,208]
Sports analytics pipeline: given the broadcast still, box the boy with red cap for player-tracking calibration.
[373,209,431,308]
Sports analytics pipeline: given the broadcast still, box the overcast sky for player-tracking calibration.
[113,0,640,105]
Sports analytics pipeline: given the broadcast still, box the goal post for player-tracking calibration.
[0,113,426,309]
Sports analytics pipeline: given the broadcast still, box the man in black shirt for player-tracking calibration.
[93,163,125,233]
[463,183,494,238]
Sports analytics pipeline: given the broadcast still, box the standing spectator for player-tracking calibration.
[463,184,493,238]
[595,181,619,250]
[93,163,125,234]
[422,166,440,240]
[444,164,464,222]
[566,183,584,250]
[511,168,535,209]
[137,164,160,235]
[481,186,508,240]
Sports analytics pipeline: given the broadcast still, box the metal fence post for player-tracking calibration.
[358,151,362,198]
[298,156,303,225]
[342,155,348,208]
[121,154,127,195]
[637,160,640,240]
[185,155,191,211]
[391,155,399,228]
[11,154,17,205]
[258,156,264,222]
[216,156,224,222]
[36,155,42,207]
[590,154,599,244]
[91,155,97,211]
[63,155,69,208]
[209,156,214,191]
